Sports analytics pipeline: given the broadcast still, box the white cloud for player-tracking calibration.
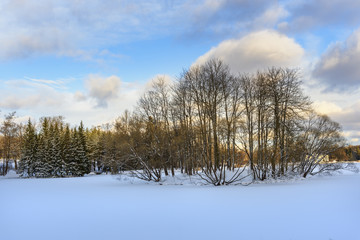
[0,72,178,128]
[313,101,342,115]
[194,30,304,73]
[0,28,74,59]
[314,100,360,145]
[85,75,121,108]
[202,0,225,11]
[0,78,69,109]
[330,101,360,130]
[74,91,87,101]
[312,28,360,91]
[144,74,174,90]
[251,5,289,30]
[0,95,41,109]
[24,77,67,90]
[303,84,360,145]
[0,75,140,128]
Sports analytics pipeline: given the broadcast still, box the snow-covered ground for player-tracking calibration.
[1,168,359,240]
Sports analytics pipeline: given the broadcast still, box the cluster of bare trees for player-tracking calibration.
[1,60,345,184]
[329,144,360,161]
[239,69,345,179]
[106,59,344,184]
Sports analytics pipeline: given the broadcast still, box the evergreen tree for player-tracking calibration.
[19,119,37,177]
[50,122,63,177]
[68,128,81,176]
[19,118,92,178]
[36,118,52,177]
[86,128,97,172]
[78,121,90,175]
[61,125,72,176]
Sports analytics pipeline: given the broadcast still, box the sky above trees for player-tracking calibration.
[0,0,359,144]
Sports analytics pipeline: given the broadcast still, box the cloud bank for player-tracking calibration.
[0,0,279,60]
[1,0,360,61]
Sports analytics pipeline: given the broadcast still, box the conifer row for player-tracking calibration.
[19,118,90,177]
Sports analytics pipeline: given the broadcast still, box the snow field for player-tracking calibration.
[1,171,359,240]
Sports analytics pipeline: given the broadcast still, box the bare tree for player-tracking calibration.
[118,77,177,181]
[1,112,19,175]
[181,59,248,185]
[126,114,163,182]
[293,112,345,177]
[172,76,197,175]
[266,68,311,177]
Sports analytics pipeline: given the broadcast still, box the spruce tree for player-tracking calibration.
[68,128,81,176]
[19,119,37,177]
[61,125,72,176]
[20,118,91,178]
[78,121,90,175]
[35,134,47,177]
[50,122,63,177]
[36,118,52,177]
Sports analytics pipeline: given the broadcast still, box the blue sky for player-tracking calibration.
[0,0,360,144]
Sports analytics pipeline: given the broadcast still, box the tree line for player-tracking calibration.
[1,60,348,184]
[329,145,360,162]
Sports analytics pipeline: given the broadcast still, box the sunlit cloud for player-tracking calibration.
[313,101,342,115]
[194,30,304,73]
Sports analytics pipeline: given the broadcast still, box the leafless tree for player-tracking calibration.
[1,112,20,175]
[179,59,248,185]
[293,112,345,177]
